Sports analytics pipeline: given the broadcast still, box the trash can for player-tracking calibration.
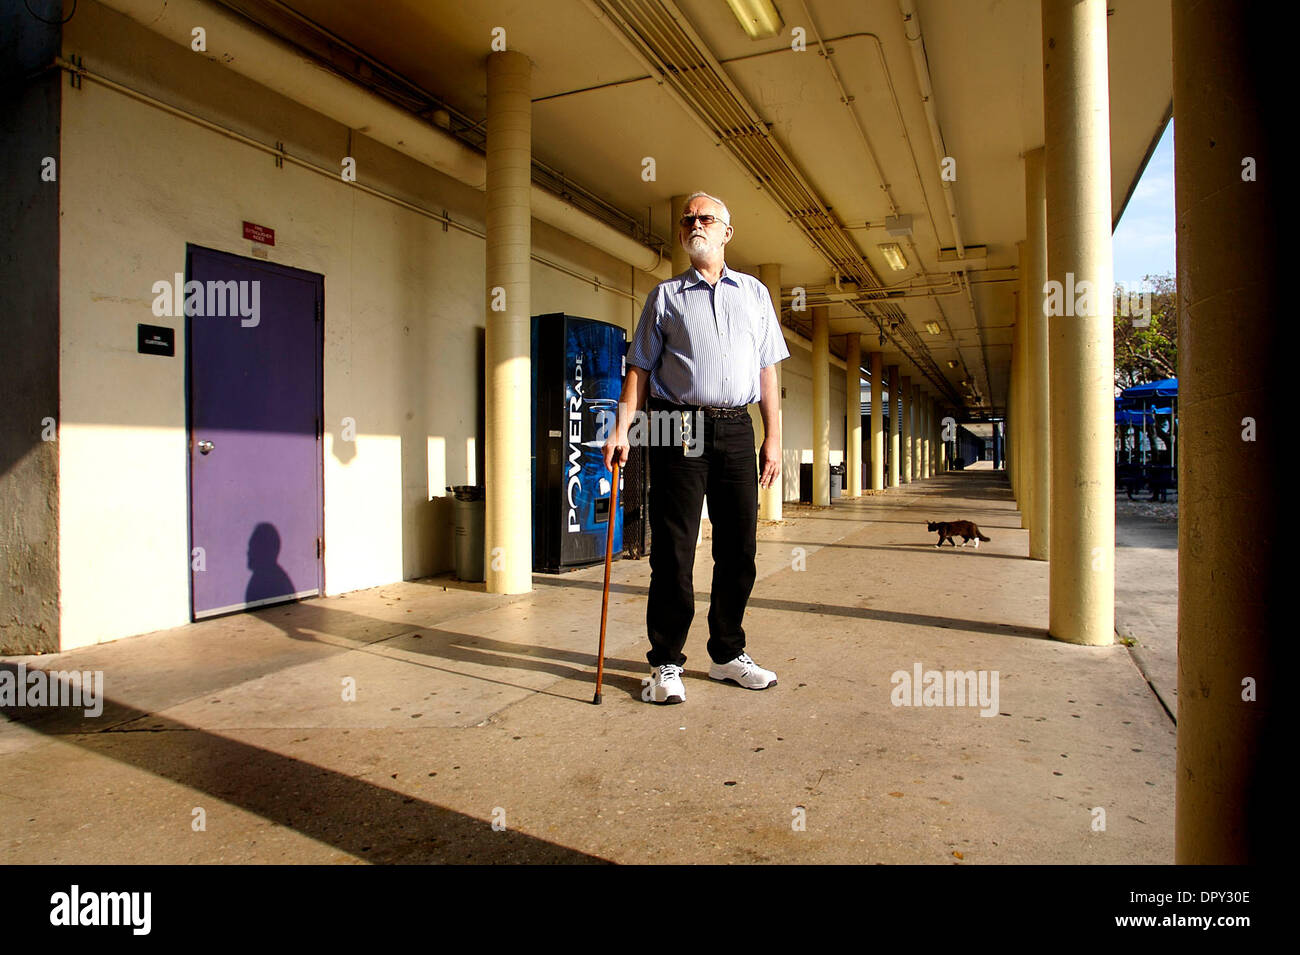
[830,464,843,499]
[448,485,485,582]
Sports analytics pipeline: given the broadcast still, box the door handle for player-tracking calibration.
[198,440,215,455]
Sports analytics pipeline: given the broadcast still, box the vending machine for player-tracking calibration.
[531,313,626,572]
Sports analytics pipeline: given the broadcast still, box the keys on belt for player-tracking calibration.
[647,399,747,452]
[650,399,748,419]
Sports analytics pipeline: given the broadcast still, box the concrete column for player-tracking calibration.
[1025,148,1050,560]
[930,402,941,475]
[918,394,928,479]
[670,194,690,275]
[920,392,930,478]
[912,385,923,481]
[1013,280,1024,511]
[1173,0,1282,864]
[932,404,939,473]
[899,375,912,484]
[1007,379,1014,486]
[870,352,884,490]
[845,335,862,497]
[1017,284,1027,515]
[1042,0,1112,644]
[941,407,951,475]
[920,397,930,480]
[937,404,944,472]
[916,387,924,478]
[758,264,784,520]
[938,408,948,471]
[1007,409,1013,483]
[1009,285,1019,499]
[939,406,945,469]
[931,399,938,476]
[923,397,933,478]
[484,50,532,594]
[812,306,830,505]
[927,400,934,478]
[1013,252,1028,528]
[0,12,62,653]
[887,366,900,486]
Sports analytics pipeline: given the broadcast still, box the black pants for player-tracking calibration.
[646,408,759,668]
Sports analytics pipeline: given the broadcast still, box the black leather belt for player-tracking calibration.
[649,397,749,419]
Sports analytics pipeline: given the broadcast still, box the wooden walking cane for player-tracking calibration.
[593,461,619,704]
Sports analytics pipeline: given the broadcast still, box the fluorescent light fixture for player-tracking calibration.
[924,322,941,335]
[725,0,784,39]
[878,242,908,271]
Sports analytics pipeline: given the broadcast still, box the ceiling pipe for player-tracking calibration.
[586,0,961,406]
[899,0,993,405]
[899,0,963,259]
[96,0,669,279]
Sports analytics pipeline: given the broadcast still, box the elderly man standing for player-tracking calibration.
[603,191,789,704]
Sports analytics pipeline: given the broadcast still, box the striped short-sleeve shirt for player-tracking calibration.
[626,263,790,407]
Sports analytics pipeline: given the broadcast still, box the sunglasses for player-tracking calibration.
[680,214,726,228]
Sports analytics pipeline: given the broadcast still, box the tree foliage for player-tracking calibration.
[1113,273,1176,392]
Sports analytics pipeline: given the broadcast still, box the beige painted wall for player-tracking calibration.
[57,5,649,648]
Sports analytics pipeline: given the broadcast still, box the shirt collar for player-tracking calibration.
[682,263,739,290]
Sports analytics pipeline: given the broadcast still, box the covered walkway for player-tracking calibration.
[1,470,1173,864]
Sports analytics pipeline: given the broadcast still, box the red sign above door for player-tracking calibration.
[242,221,275,246]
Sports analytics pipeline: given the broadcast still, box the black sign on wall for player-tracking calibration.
[138,324,175,357]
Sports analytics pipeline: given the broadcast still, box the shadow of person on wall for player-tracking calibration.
[245,522,296,606]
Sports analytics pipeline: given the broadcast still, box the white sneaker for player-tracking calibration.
[646,664,686,704]
[708,652,778,690]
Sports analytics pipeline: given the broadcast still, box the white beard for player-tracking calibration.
[684,234,716,257]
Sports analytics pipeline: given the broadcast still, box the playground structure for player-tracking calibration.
[1116,378,1177,501]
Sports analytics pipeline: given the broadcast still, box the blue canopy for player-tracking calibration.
[1116,409,1169,424]
[1115,400,1174,424]
[1116,381,1178,466]
[1121,378,1178,400]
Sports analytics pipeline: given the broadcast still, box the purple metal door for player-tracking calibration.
[187,245,323,619]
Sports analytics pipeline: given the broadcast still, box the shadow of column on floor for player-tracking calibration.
[1,670,609,865]
[531,577,1048,640]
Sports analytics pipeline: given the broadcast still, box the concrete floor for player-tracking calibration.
[1113,496,1178,720]
[1,469,1175,864]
